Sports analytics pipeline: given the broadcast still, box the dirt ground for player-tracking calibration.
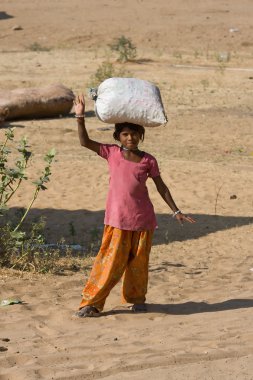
[0,1,253,379]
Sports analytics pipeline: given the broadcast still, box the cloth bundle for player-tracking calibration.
[0,84,74,121]
[91,77,167,127]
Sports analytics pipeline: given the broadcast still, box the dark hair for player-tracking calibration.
[113,122,145,142]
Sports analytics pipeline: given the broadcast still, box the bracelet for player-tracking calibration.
[75,114,85,118]
[172,210,182,218]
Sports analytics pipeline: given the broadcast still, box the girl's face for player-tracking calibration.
[119,127,141,150]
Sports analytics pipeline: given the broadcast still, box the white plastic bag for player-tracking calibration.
[92,77,167,127]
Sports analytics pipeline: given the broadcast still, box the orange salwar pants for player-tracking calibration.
[79,225,154,311]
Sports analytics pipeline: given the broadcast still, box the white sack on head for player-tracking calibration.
[0,84,74,121]
[93,77,167,127]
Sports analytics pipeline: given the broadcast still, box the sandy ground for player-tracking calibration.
[0,0,253,379]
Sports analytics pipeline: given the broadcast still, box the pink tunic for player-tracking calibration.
[99,144,160,231]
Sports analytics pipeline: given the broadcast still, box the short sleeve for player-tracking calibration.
[98,144,118,160]
[148,156,160,178]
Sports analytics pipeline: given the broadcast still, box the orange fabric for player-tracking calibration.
[79,225,153,311]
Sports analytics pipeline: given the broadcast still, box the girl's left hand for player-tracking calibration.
[175,212,196,226]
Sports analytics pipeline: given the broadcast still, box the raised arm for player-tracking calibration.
[152,175,195,225]
[74,94,101,154]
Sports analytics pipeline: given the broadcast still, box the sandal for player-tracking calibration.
[75,306,100,318]
[130,303,147,313]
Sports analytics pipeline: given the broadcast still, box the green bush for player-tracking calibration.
[28,42,51,52]
[87,61,131,88]
[0,128,56,271]
[109,35,137,62]
[0,218,62,273]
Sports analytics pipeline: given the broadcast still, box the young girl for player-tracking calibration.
[74,95,195,317]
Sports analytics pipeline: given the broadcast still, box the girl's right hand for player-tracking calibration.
[74,94,85,116]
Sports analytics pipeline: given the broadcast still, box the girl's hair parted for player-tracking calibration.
[113,122,145,141]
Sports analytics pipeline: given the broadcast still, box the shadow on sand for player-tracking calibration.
[102,299,253,316]
[3,208,253,246]
[0,11,14,20]
[147,299,253,314]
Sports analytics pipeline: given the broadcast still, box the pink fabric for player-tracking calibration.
[98,144,160,231]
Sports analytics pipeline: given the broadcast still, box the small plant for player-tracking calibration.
[87,61,131,88]
[215,52,230,75]
[233,146,246,155]
[28,42,51,52]
[194,50,201,59]
[173,51,182,60]
[87,227,101,256]
[214,184,223,216]
[69,221,76,244]
[109,35,137,62]
[0,127,55,270]
[201,79,209,91]
[216,51,230,63]
[6,218,61,273]
[216,62,226,75]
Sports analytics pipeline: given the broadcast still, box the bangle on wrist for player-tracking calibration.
[75,114,85,118]
[172,210,182,218]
